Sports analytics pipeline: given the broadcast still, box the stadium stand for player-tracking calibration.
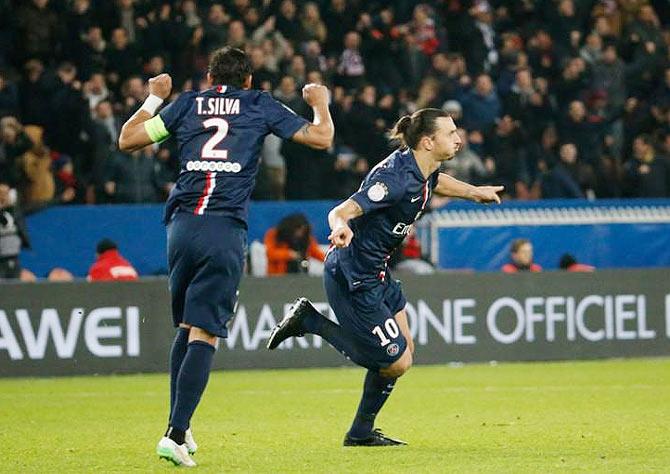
[0,0,668,206]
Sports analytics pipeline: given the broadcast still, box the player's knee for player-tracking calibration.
[189,326,217,347]
[380,348,413,378]
[407,338,415,355]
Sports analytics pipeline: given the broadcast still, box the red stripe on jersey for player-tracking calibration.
[194,172,213,215]
[421,181,430,210]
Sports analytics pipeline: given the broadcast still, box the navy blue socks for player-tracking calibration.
[169,340,216,434]
[348,370,397,439]
[168,328,190,420]
[302,311,374,370]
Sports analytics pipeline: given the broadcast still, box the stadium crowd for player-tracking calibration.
[0,0,669,211]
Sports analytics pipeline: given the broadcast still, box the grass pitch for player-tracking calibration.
[2,358,669,473]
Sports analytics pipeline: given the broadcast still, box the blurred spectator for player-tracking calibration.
[105,27,140,88]
[47,267,75,281]
[501,238,542,273]
[462,1,498,75]
[253,19,290,72]
[441,128,492,184]
[459,74,501,133]
[0,116,33,188]
[0,183,30,280]
[142,55,167,82]
[0,1,12,69]
[276,0,303,43]
[358,8,405,92]
[87,238,138,281]
[46,62,93,181]
[0,70,19,119]
[20,268,37,282]
[103,145,168,203]
[555,56,590,110]
[592,44,626,112]
[264,213,325,275]
[250,46,276,91]
[227,20,247,50]
[301,2,327,44]
[623,134,670,197]
[337,31,365,91]
[559,100,608,166]
[580,32,603,66]
[83,72,110,114]
[15,0,62,64]
[348,85,389,166]
[77,25,107,79]
[541,143,586,199]
[559,253,595,272]
[93,100,120,150]
[202,4,230,54]
[323,0,355,55]
[303,40,327,76]
[484,115,529,198]
[65,0,95,60]
[19,125,57,207]
[18,59,54,128]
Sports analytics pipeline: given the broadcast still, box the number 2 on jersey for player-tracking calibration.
[201,118,229,159]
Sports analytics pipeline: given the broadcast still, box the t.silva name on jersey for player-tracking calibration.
[195,97,241,115]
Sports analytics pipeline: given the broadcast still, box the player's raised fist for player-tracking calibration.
[328,225,354,248]
[302,83,329,107]
[148,73,172,100]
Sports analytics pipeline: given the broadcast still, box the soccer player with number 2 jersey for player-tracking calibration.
[118,47,334,467]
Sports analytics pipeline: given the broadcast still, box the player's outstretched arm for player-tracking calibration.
[118,74,173,152]
[327,198,363,248]
[434,172,504,204]
[290,84,334,150]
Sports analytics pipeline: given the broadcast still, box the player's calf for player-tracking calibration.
[379,348,413,378]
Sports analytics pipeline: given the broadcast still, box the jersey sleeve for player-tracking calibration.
[158,92,194,134]
[260,92,309,139]
[350,170,405,213]
[430,170,440,189]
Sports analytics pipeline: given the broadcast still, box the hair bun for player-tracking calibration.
[396,116,412,133]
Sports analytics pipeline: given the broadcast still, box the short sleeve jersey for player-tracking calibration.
[157,86,308,224]
[337,148,440,286]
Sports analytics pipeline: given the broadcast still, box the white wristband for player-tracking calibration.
[140,94,164,116]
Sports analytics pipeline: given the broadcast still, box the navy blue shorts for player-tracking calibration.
[167,211,246,338]
[324,250,408,370]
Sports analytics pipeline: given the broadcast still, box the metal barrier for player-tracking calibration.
[417,198,670,271]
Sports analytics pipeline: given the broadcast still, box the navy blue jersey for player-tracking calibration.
[337,148,439,287]
[159,86,308,224]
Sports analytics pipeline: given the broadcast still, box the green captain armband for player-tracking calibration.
[144,115,170,143]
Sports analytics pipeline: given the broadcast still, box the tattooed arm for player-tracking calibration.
[290,84,334,150]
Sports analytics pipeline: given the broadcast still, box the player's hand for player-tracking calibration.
[328,225,354,248]
[470,185,504,204]
[302,84,329,107]
[148,73,172,100]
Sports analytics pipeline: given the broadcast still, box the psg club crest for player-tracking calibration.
[367,182,388,202]
[386,343,400,356]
